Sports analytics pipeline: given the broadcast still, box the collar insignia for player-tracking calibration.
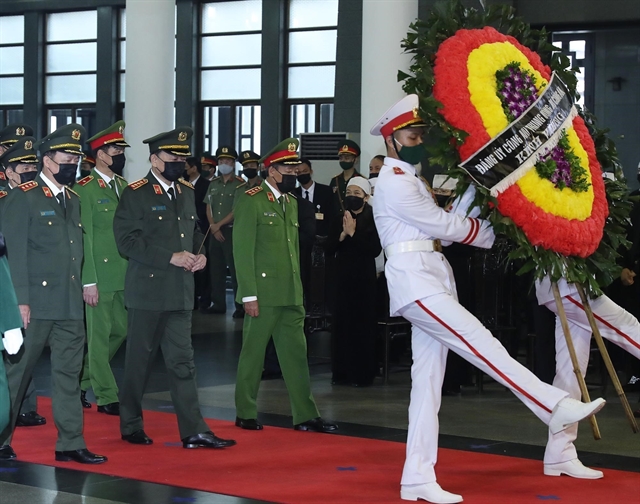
[267,192,275,202]
[153,184,163,195]
[42,186,52,197]
[393,167,406,175]
[98,178,107,188]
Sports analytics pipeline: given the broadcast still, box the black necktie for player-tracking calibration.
[304,190,309,201]
[56,192,66,216]
[110,179,119,200]
[167,187,175,200]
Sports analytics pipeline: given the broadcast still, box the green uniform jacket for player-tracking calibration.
[205,175,246,222]
[233,182,303,307]
[113,172,202,311]
[1,176,84,320]
[75,170,128,292]
[0,254,22,338]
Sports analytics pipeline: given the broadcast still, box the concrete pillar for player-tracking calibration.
[359,0,418,175]
[124,0,175,180]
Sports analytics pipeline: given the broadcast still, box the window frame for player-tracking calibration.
[0,14,25,113]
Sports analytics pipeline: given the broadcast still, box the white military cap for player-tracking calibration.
[370,94,427,137]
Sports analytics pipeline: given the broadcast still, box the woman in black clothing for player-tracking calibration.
[327,178,382,386]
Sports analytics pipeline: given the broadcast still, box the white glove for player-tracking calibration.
[2,328,23,355]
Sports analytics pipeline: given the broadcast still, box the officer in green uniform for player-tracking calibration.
[0,124,107,464]
[329,139,364,215]
[0,137,46,428]
[0,124,34,191]
[233,138,337,433]
[203,146,246,317]
[75,120,130,415]
[0,232,24,438]
[113,127,235,450]
[239,150,262,189]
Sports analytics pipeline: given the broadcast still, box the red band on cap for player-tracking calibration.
[88,131,126,151]
[263,149,297,168]
[380,110,421,138]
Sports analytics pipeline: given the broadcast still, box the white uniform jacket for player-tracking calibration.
[373,158,495,316]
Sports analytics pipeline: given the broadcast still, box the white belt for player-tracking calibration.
[385,240,442,257]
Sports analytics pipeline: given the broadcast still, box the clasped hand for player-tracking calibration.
[171,251,207,272]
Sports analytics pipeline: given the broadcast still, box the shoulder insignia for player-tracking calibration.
[77,175,94,186]
[66,187,79,198]
[245,186,263,196]
[114,173,126,180]
[42,186,52,197]
[97,178,107,189]
[0,190,7,199]
[0,172,5,180]
[236,181,247,189]
[178,178,194,189]
[211,176,221,182]
[393,167,406,175]
[19,180,38,192]
[128,178,148,190]
[176,184,181,195]
[235,176,244,183]
[288,192,297,199]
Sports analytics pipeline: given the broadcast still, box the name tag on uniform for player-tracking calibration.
[263,212,277,217]
[315,213,324,220]
[151,205,167,211]
[98,199,110,204]
[40,210,56,216]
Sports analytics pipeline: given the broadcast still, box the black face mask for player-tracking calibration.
[243,168,258,180]
[276,173,297,194]
[369,172,379,179]
[260,169,268,180]
[340,161,355,171]
[52,162,78,187]
[297,173,312,185]
[162,161,185,182]
[344,195,365,211]
[19,171,38,184]
[109,153,126,176]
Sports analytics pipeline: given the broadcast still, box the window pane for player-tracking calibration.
[120,41,126,70]
[569,40,586,60]
[0,47,24,75]
[119,72,125,102]
[120,9,126,38]
[5,109,24,125]
[201,34,261,67]
[289,0,338,28]
[290,104,315,137]
[0,77,23,105]
[288,65,335,99]
[48,108,72,133]
[47,11,97,41]
[47,42,97,73]
[76,107,97,137]
[288,30,336,64]
[201,68,261,100]
[202,0,262,34]
[0,16,25,44]
[319,103,334,132]
[46,74,96,103]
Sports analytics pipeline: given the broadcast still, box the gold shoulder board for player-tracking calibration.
[18,181,38,192]
[66,187,80,198]
[0,190,7,198]
[245,186,263,196]
[77,175,94,186]
[178,178,194,190]
[128,178,149,190]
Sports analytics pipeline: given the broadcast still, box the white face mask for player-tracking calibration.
[218,163,234,175]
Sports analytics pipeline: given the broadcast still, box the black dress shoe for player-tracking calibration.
[15,411,47,427]
[121,430,153,445]
[81,390,91,409]
[182,431,236,449]
[97,402,120,416]
[232,308,245,319]
[55,449,107,464]
[0,445,16,460]
[235,417,263,430]
[294,417,338,433]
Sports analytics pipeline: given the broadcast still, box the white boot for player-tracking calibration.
[544,458,604,479]
[401,482,463,503]
[548,397,606,434]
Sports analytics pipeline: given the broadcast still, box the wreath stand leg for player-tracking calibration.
[551,282,601,440]
[575,284,639,433]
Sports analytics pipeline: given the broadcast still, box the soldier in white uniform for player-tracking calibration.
[536,278,640,479]
[370,94,606,504]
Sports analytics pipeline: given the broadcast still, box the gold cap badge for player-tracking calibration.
[178,131,187,141]
[222,147,228,153]
[24,140,33,150]
[71,129,81,141]
[287,143,296,152]
[244,152,249,158]
[118,125,125,134]
[412,107,419,118]
[16,127,25,136]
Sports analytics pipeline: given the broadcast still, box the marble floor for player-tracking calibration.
[1,300,639,503]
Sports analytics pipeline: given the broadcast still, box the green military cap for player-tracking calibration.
[261,138,300,168]
[0,136,39,166]
[35,123,86,156]
[143,126,193,156]
[82,150,96,166]
[86,120,130,151]
[216,145,238,160]
[0,123,34,147]
[201,151,217,166]
[239,150,260,165]
[337,139,360,157]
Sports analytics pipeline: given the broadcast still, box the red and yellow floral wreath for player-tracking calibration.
[433,26,607,258]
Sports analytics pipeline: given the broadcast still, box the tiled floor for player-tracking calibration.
[1,303,639,503]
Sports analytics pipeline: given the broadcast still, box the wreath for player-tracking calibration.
[399,0,634,297]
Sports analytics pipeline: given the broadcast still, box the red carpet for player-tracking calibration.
[9,398,640,503]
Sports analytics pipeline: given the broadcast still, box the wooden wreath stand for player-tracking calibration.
[551,282,639,440]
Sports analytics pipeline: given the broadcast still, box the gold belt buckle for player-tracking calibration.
[433,239,442,252]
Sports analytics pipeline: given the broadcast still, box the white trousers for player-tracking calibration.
[543,294,640,464]
[399,293,568,486]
